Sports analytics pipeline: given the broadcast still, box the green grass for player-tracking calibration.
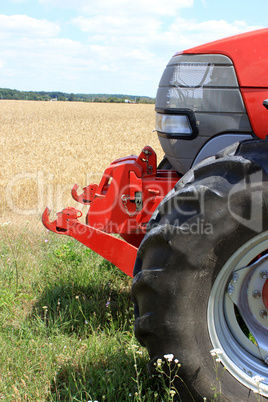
[0,223,177,401]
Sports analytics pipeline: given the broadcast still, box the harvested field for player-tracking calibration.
[0,100,163,228]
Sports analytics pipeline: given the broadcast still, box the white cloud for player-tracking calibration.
[39,0,194,16]
[73,15,161,36]
[0,14,60,38]
[170,17,262,36]
[162,18,263,51]
[0,1,264,97]
[72,13,263,61]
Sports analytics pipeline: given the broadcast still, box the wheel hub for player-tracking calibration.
[228,256,268,363]
[208,234,268,397]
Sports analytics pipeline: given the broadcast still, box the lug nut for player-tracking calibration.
[260,271,268,279]
[253,290,261,299]
[260,310,268,319]
[232,273,239,283]
[227,284,234,296]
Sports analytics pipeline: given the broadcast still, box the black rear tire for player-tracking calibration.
[132,140,268,400]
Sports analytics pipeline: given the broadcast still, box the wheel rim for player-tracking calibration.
[208,232,268,396]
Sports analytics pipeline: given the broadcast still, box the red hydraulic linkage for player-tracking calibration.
[42,207,137,277]
[42,146,180,277]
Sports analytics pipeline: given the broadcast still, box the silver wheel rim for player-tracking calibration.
[208,232,268,396]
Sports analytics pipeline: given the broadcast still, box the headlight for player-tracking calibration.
[156,113,192,134]
[155,109,198,140]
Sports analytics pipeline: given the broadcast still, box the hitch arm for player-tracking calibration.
[42,207,137,277]
[71,183,98,204]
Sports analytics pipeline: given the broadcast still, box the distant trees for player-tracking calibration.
[0,88,155,104]
[68,93,76,102]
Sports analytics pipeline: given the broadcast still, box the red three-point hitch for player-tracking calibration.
[42,146,179,277]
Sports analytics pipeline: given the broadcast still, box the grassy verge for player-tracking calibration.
[0,222,179,401]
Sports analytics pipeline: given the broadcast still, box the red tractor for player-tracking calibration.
[43,28,268,400]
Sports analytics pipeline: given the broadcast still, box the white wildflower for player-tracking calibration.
[156,358,162,367]
[252,375,265,384]
[0,221,11,227]
[210,348,223,356]
[164,353,174,362]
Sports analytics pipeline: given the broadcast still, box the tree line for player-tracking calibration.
[0,88,155,104]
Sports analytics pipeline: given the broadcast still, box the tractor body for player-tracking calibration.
[43,28,268,276]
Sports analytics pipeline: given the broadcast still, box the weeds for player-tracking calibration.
[0,221,28,290]
[0,225,168,401]
[3,225,265,401]
[0,224,196,401]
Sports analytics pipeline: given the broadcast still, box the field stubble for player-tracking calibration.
[0,100,163,228]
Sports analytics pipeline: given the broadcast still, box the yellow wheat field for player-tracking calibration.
[0,100,163,228]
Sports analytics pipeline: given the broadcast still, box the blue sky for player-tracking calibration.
[0,0,266,97]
